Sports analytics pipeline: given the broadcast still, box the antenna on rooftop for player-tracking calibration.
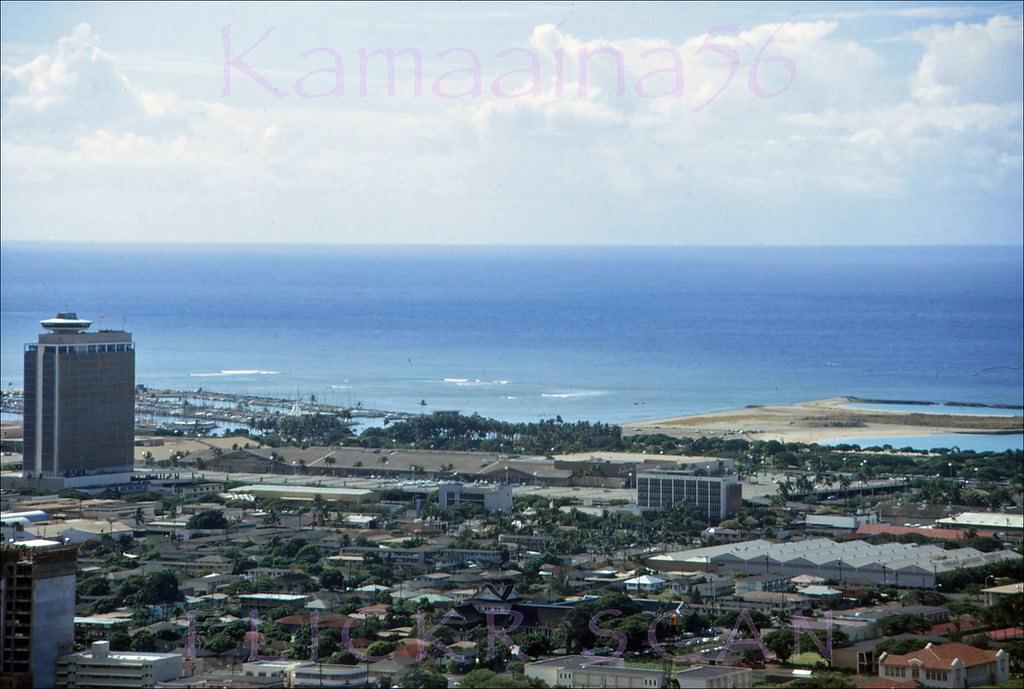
[310,610,319,661]
[186,611,196,661]
[249,609,259,660]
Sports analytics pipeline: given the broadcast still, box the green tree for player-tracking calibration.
[320,569,345,589]
[130,630,157,652]
[109,628,132,651]
[401,668,448,689]
[763,630,795,663]
[204,632,238,654]
[899,590,948,607]
[311,494,328,527]
[459,670,499,687]
[513,632,553,658]
[118,571,182,606]
[556,593,642,653]
[186,509,228,530]
[876,614,932,636]
[261,507,281,527]
[327,650,358,665]
[875,638,928,656]
[978,593,1024,629]
[365,640,396,658]
[294,543,323,566]
[1003,639,1024,675]
[77,576,110,598]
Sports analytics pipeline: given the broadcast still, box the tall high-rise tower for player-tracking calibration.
[23,313,135,478]
[0,540,78,689]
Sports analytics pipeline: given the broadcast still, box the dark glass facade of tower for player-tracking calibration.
[23,321,135,477]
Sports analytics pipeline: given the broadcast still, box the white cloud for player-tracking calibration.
[1,24,144,131]
[1,14,1021,244]
[910,15,1024,104]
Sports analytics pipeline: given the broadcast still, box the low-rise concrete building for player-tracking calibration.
[525,656,752,688]
[438,481,513,513]
[525,656,668,688]
[636,469,742,522]
[56,640,182,688]
[27,519,134,544]
[236,593,308,611]
[935,512,1023,541]
[804,512,878,530]
[982,581,1023,606]
[289,662,369,688]
[228,484,378,506]
[735,574,790,593]
[674,665,753,688]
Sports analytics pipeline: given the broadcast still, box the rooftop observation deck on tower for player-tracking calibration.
[29,312,132,348]
[39,313,92,333]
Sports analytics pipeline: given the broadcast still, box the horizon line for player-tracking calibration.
[3,240,1023,249]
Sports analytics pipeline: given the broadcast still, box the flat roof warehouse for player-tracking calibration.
[228,484,377,504]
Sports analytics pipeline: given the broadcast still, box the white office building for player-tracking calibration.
[636,469,741,521]
[56,641,182,688]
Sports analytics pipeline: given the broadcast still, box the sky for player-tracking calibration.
[1,1,1022,245]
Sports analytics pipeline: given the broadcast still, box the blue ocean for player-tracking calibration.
[2,243,1022,449]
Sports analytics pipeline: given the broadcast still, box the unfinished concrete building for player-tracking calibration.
[1,540,78,689]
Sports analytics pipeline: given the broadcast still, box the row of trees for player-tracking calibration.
[252,412,354,446]
[359,413,624,454]
[350,413,1023,487]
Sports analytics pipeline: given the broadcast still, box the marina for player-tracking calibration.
[0,386,415,435]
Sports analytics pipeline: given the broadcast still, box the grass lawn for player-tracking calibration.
[789,651,825,666]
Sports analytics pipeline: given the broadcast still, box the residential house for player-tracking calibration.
[878,642,1010,688]
[735,574,790,593]
[623,575,666,594]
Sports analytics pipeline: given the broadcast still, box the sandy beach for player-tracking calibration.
[622,397,1024,444]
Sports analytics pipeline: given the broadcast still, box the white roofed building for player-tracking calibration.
[56,641,182,688]
[623,574,666,594]
[646,537,1022,588]
[935,512,1023,541]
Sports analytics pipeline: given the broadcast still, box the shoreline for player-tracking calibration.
[846,396,1023,411]
[622,396,1024,445]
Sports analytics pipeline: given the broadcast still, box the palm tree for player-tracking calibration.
[261,508,281,527]
[795,475,814,496]
[838,475,852,494]
[311,494,328,527]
